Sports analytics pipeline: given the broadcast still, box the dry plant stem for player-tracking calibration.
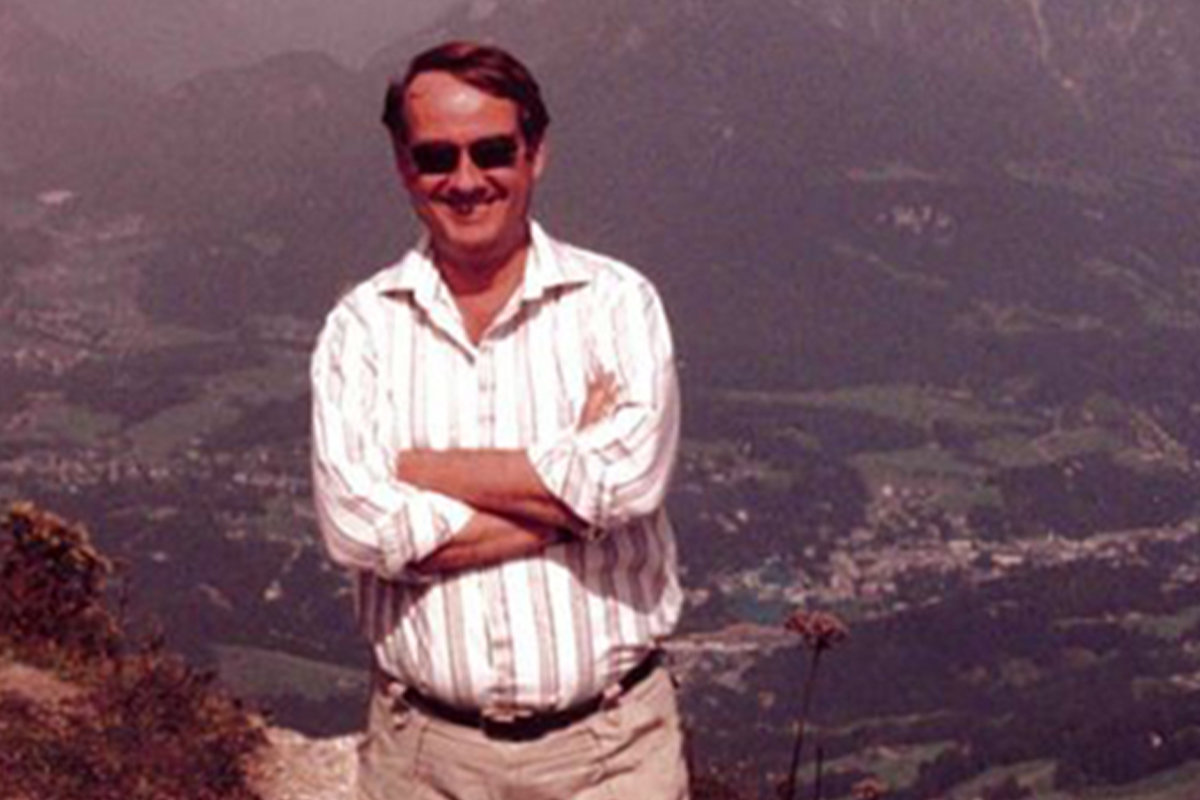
[812,745,825,800]
[784,645,826,800]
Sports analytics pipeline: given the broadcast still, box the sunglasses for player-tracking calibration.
[408,135,521,175]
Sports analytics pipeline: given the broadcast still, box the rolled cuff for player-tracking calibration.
[527,434,609,541]
[378,486,476,578]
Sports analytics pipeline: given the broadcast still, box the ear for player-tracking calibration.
[391,136,416,183]
[530,138,549,180]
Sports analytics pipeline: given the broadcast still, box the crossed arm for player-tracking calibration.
[405,372,618,574]
[313,278,679,582]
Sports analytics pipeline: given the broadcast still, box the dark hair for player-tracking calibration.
[382,41,550,151]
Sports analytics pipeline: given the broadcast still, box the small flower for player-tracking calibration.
[783,609,849,651]
[852,776,888,800]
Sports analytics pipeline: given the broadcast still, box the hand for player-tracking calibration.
[579,370,619,430]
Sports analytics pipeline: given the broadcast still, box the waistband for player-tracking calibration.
[394,650,664,742]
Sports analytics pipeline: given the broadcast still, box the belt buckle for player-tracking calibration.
[481,700,532,724]
[480,703,533,738]
[600,681,622,711]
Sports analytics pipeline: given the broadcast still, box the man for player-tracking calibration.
[310,41,687,799]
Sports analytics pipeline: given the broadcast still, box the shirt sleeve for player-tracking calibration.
[527,277,680,538]
[310,297,474,579]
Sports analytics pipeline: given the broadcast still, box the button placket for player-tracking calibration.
[476,339,516,705]
[478,339,497,439]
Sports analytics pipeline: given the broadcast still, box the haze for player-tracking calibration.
[3,1,1200,795]
[14,0,464,86]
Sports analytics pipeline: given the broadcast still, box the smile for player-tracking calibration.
[442,195,499,216]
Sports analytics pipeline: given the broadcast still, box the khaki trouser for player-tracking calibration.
[357,666,690,800]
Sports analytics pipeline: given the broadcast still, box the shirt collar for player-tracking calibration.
[377,221,592,307]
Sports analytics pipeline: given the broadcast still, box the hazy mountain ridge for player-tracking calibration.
[807,0,1200,153]
[0,3,151,182]
[13,0,450,88]
[14,0,256,89]
[4,2,1200,796]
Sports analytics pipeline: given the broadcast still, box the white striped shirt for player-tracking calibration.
[311,222,682,713]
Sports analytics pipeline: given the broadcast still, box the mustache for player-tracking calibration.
[438,187,494,204]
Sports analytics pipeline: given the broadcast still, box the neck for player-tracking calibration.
[434,231,531,344]
[434,227,531,299]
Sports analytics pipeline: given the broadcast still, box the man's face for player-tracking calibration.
[396,71,545,271]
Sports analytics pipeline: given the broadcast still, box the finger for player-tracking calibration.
[579,369,624,429]
[587,369,614,393]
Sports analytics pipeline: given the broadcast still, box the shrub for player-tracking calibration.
[0,502,120,661]
[0,501,267,799]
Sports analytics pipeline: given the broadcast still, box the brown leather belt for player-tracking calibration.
[400,650,663,742]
